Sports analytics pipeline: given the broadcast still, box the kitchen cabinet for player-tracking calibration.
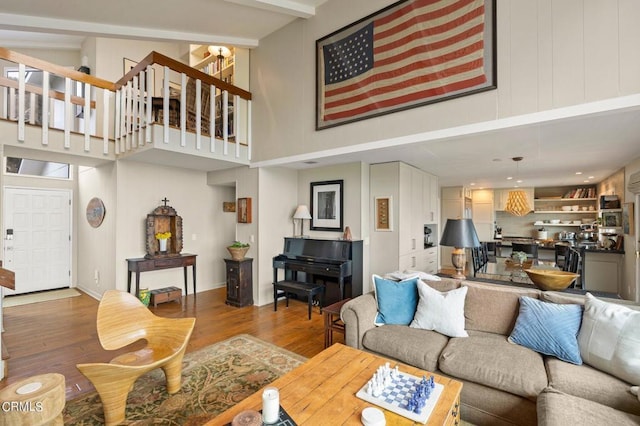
[370,162,438,275]
[494,188,534,212]
[472,189,494,241]
[441,186,473,268]
[583,252,622,294]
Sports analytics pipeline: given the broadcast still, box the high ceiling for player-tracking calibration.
[1,0,639,189]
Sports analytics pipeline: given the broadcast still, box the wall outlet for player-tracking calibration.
[94,269,100,284]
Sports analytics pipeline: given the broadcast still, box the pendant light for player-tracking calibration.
[504,157,531,216]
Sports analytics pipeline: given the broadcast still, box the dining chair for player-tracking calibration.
[563,248,582,288]
[482,241,497,263]
[554,244,571,269]
[77,290,196,426]
[511,242,539,259]
[471,246,487,276]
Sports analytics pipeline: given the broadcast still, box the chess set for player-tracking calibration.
[355,363,444,424]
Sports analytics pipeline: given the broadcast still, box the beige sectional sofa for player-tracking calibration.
[340,278,640,425]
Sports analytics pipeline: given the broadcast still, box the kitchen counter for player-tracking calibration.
[493,239,624,254]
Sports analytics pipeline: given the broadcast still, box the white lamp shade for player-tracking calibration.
[293,205,312,219]
[208,45,231,58]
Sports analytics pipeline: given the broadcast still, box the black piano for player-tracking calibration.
[273,237,363,306]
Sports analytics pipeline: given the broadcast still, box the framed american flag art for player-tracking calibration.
[316,0,496,130]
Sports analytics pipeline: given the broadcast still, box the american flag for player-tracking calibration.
[318,0,489,127]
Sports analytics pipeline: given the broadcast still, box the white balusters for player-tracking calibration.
[18,63,25,141]
[84,82,91,152]
[103,88,110,154]
[210,84,216,152]
[234,94,240,158]
[146,66,152,144]
[223,90,228,155]
[196,78,202,150]
[180,72,186,147]
[42,71,49,145]
[163,66,170,143]
[64,77,72,148]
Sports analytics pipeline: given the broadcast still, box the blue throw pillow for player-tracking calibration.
[372,274,419,326]
[508,296,583,365]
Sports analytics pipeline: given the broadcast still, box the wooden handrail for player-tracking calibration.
[0,47,115,91]
[115,51,252,101]
[0,76,96,109]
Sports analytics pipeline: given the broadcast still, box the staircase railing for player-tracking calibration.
[0,47,115,154]
[114,51,253,159]
[0,47,253,162]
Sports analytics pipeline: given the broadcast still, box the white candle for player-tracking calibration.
[262,387,279,424]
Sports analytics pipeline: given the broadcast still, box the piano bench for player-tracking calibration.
[273,280,325,320]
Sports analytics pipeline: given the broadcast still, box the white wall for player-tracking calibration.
[250,0,640,164]
[115,161,227,295]
[77,163,117,298]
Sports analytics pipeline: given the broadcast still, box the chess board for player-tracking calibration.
[356,369,444,424]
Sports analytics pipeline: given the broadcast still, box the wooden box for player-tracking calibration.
[150,286,182,307]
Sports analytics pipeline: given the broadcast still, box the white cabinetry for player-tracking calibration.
[584,252,622,294]
[440,186,473,268]
[472,189,494,241]
[494,188,534,212]
[370,162,438,276]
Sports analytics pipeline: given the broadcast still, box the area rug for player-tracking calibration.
[63,334,307,425]
[3,288,81,307]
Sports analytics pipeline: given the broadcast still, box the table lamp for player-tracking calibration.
[293,205,312,238]
[440,218,481,279]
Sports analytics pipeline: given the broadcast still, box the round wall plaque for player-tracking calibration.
[86,197,106,228]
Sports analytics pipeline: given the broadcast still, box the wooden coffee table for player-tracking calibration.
[210,343,462,425]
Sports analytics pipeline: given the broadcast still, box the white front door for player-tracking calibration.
[3,187,71,294]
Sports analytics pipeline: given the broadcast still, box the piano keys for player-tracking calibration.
[273,237,363,306]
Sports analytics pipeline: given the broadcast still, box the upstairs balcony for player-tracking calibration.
[0,48,252,170]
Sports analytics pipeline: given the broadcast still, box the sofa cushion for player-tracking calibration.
[508,296,583,364]
[372,275,418,326]
[463,282,540,335]
[545,357,640,416]
[362,325,449,372]
[537,387,640,426]
[439,330,547,400]
[458,379,537,426]
[410,282,468,337]
[578,293,640,384]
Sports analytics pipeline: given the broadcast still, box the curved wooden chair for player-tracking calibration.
[77,290,196,426]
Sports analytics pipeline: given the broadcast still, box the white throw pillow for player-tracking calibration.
[410,281,468,338]
[578,293,640,384]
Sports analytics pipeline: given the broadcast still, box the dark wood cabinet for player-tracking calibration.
[224,258,253,307]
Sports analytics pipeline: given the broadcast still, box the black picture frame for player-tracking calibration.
[310,180,344,231]
[315,0,497,130]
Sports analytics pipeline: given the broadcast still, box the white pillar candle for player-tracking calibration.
[262,387,279,424]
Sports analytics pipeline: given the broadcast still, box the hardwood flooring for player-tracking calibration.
[0,287,337,401]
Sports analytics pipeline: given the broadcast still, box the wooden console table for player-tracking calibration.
[126,254,197,297]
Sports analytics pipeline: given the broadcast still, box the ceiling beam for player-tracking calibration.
[224,0,316,19]
[0,13,260,48]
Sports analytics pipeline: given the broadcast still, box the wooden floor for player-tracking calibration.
[0,287,337,401]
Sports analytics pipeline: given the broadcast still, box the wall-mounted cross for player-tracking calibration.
[161,197,170,207]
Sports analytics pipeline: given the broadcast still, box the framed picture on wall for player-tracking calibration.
[623,202,634,235]
[310,180,343,231]
[237,197,252,223]
[374,196,393,231]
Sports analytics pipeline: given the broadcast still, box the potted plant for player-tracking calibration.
[227,241,250,260]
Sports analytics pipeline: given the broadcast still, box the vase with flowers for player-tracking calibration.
[156,231,171,253]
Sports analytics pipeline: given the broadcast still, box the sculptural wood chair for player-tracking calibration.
[77,290,196,426]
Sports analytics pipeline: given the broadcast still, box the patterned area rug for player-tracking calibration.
[63,334,307,425]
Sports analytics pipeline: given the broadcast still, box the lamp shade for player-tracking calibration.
[440,219,481,248]
[504,190,531,216]
[293,205,312,220]
[208,45,231,58]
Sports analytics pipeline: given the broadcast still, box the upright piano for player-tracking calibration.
[273,237,363,305]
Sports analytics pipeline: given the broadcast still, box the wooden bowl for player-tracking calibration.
[524,269,579,291]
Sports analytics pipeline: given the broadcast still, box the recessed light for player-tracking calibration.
[575,172,583,175]
[507,176,513,180]
[470,182,476,186]
[588,176,595,179]
[516,179,523,183]
[584,180,590,183]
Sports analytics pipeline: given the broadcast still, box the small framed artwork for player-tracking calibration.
[223,202,236,212]
[237,197,252,223]
[86,197,106,228]
[310,180,343,231]
[622,202,634,235]
[374,196,393,231]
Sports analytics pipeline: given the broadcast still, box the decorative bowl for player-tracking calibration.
[561,206,572,211]
[571,205,580,211]
[227,245,250,260]
[524,269,579,291]
[550,219,561,224]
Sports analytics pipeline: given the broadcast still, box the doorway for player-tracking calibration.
[2,187,72,294]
